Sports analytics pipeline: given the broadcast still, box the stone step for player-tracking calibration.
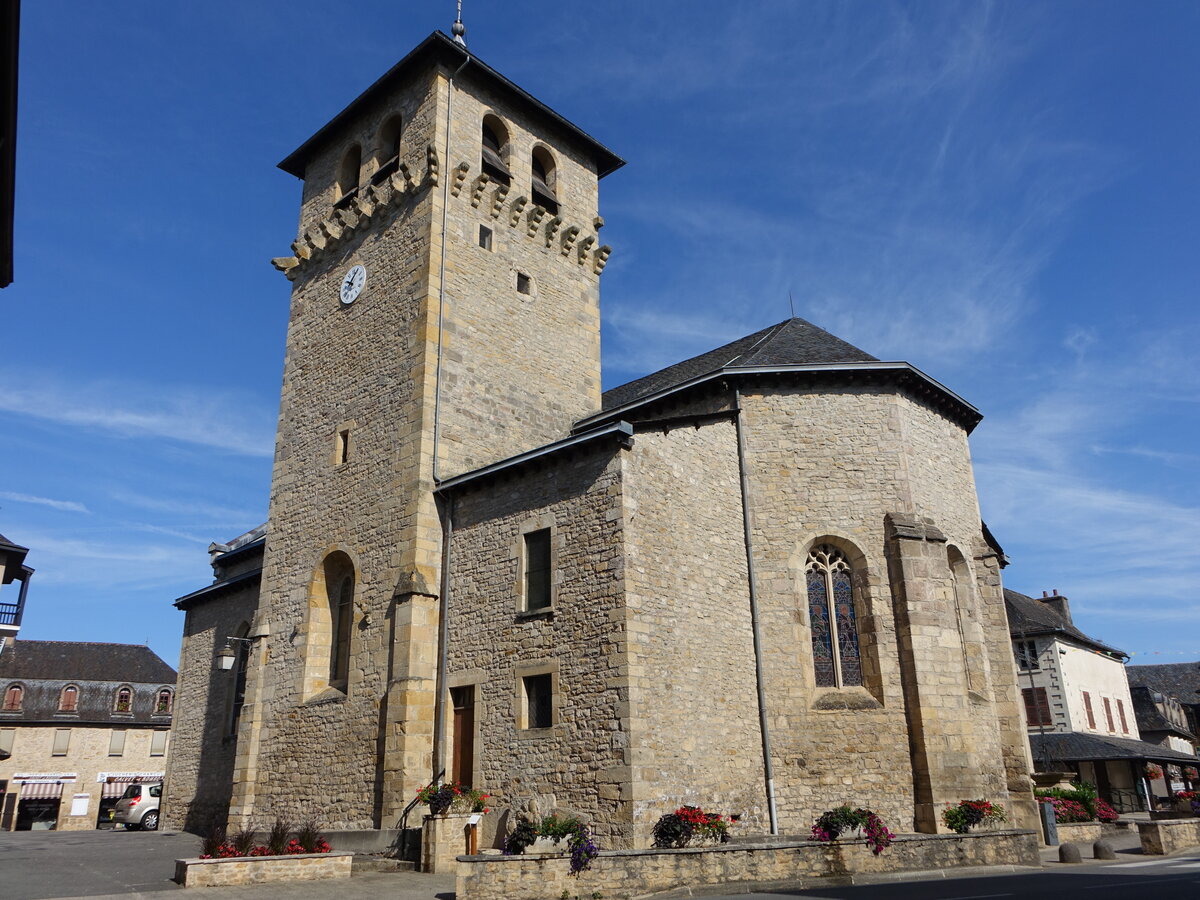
[351,855,417,874]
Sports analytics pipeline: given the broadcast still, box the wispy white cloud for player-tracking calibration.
[0,370,275,457]
[0,491,89,514]
[108,489,262,526]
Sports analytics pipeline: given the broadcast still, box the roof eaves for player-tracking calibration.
[174,569,262,611]
[580,362,981,433]
[436,421,634,494]
[278,32,624,180]
[214,536,266,567]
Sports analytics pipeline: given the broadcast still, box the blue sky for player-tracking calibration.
[2,1,1197,669]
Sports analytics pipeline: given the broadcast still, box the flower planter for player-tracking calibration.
[528,836,567,854]
[174,851,352,887]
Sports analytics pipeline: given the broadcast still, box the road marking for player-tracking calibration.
[941,894,1013,900]
[1109,859,1171,867]
[1086,876,1190,889]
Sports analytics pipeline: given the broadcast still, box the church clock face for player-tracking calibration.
[339,264,367,305]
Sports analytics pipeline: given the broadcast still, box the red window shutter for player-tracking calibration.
[1117,699,1129,733]
[1083,691,1096,729]
[1023,687,1051,726]
[1104,697,1115,732]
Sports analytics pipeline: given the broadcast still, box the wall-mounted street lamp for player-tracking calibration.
[216,636,254,671]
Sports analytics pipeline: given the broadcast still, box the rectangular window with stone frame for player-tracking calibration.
[523,529,552,612]
[522,673,553,729]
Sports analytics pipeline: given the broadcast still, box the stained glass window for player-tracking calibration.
[805,545,863,688]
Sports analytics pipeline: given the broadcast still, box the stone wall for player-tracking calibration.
[174,851,353,887]
[163,580,259,832]
[455,830,1042,900]
[622,419,767,841]
[1138,817,1200,855]
[435,66,606,475]
[445,442,629,845]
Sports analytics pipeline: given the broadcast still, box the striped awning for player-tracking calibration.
[19,781,64,800]
[102,782,127,798]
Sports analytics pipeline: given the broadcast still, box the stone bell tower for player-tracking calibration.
[228,31,623,830]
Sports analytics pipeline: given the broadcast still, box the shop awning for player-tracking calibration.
[102,782,128,798]
[19,781,65,800]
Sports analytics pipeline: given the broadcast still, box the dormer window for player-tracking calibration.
[59,685,79,712]
[371,116,403,185]
[3,683,22,711]
[155,688,173,714]
[531,146,558,214]
[334,144,362,209]
[481,116,510,185]
[114,685,132,713]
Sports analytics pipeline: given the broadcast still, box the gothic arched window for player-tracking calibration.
[806,544,863,688]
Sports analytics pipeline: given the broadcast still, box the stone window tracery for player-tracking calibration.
[806,544,863,688]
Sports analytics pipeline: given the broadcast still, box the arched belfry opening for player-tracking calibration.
[531,145,557,213]
[481,115,510,185]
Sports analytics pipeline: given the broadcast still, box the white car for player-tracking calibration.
[112,782,161,831]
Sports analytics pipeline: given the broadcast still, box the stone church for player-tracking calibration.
[163,29,1038,847]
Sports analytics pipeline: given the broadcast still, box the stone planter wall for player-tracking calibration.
[422,813,479,874]
[1055,821,1131,845]
[455,830,1041,900]
[174,851,353,887]
[1139,818,1200,856]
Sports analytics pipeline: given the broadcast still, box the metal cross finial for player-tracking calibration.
[452,0,467,46]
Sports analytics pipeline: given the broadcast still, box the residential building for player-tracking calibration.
[0,640,175,830]
[0,532,32,646]
[1127,662,1200,797]
[165,28,1039,848]
[1006,588,1197,810]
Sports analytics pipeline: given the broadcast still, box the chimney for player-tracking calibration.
[1040,588,1071,624]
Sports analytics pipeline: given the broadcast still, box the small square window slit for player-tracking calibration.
[478,225,493,250]
[516,272,532,295]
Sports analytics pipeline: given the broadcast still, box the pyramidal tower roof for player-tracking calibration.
[601,317,878,411]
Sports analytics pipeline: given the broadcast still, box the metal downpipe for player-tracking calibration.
[734,388,779,834]
[430,50,470,786]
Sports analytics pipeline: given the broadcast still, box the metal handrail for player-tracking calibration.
[394,768,444,859]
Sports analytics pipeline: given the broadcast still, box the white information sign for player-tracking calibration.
[70,793,90,817]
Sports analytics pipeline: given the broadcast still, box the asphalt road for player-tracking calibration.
[691,854,1200,900]
[0,828,194,897]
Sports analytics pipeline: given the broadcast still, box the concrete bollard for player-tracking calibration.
[1093,840,1117,860]
[1058,843,1082,864]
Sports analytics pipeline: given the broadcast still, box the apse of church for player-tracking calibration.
[163,30,1037,847]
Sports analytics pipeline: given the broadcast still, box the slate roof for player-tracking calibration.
[279,32,624,180]
[1130,685,1196,739]
[0,640,176,684]
[1030,731,1199,766]
[1127,662,1200,705]
[1004,589,1126,659]
[600,317,878,412]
